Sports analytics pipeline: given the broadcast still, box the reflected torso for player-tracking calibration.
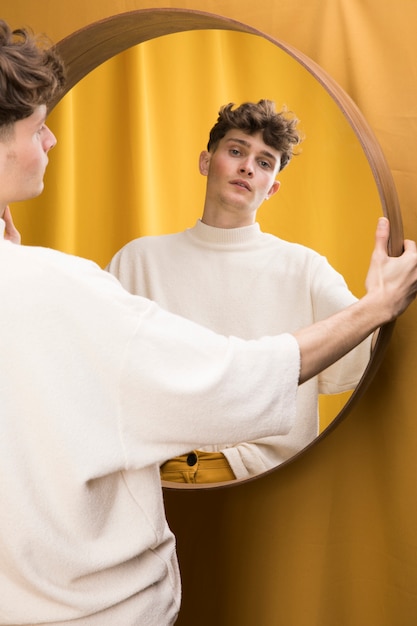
[107,219,372,480]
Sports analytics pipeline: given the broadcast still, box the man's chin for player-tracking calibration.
[21,182,45,201]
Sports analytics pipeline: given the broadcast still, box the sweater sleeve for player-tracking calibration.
[117,301,301,469]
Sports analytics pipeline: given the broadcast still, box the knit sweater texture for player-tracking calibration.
[0,218,300,624]
[107,220,371,478]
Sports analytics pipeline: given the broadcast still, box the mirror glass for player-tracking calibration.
[14,10,400,487]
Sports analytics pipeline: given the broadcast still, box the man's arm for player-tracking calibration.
[295,218,417,384]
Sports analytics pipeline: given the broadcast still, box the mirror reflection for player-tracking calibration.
[16,27,382,485]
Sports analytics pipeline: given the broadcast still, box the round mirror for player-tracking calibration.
[18,9,402,488]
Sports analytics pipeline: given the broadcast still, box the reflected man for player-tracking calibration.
[107,100,372,483]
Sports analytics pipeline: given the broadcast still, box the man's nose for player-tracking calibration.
[239,160,254,176]
[44,126,57,152]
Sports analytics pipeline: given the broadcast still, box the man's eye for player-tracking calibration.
[260,160,271,169]
[230,148,241,156]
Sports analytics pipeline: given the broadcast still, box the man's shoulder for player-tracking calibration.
[1,241,116,304]
[3,240,99,272]
[262,231,323,257]
[115,229,189,258]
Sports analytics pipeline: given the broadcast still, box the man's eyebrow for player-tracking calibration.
[225,137,278,162]
[29,115,46,130]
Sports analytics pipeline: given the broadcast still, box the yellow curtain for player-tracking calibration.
[14,29,379,283]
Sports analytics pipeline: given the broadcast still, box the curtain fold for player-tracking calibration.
[15,29,379,280]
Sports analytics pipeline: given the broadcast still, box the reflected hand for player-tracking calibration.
[3,206,21,244]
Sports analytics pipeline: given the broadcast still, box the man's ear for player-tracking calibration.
[199,150,211,176]
[266,180,281,200]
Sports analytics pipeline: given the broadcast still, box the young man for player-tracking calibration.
[2,20,417,625]
[107,101,377,483]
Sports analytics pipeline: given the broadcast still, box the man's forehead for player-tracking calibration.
[28,104,47,125]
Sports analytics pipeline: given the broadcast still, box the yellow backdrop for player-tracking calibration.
[2,2,417,625]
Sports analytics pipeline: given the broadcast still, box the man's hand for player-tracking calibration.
[3,206,21,244]
[365,217,417,320]
[294,217,417,384]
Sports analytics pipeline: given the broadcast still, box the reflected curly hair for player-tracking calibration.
[207,99,303,172]
[0,20,65,136]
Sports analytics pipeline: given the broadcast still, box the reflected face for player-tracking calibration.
[0,105,56,208]
[199,130,281,226]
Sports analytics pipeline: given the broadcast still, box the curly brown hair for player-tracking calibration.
[0,20,65,136]
[207,100,302,172]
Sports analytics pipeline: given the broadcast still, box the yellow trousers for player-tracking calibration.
[160,450,236,484]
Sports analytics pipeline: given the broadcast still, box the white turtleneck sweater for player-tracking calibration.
[107,220,371,479]
[0,218,300,625]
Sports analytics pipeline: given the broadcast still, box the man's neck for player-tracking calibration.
[201,208,256,229]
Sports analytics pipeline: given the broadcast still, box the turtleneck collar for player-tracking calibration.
[0,218,5,240]
[189,219,262,246]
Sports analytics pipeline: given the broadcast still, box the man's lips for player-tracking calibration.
[230,179,252,191]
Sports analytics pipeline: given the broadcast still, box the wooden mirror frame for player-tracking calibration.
[52,7,403,489]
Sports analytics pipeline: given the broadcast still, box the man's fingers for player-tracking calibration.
[403,238,417,253]
[3,205,21,244]
[4,205,13,228]
[374,217,390,253]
